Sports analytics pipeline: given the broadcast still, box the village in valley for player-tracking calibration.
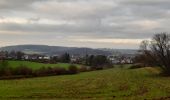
[0,49,135,65]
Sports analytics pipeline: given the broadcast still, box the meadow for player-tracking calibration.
[7,60,80,70]
[0,66,170,100]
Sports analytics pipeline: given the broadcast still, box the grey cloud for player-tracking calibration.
[0,0,37,10]
[0,0,170,48]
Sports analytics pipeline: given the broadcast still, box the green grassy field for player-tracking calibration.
[7,60,80,70]
[0,67,170,100]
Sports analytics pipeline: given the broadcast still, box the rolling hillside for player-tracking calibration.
[0,45,112,56]
[0,45,138,56]
[0,67,170,100]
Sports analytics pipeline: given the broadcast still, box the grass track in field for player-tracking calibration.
[0,67,170,100]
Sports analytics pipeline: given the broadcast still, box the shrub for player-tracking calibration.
[45,67,54,75]
[14,65,33,76]
[53,67,67,75]
[90,65,103,70]
[95,66,103,70]
[79,66,88,72]
[0,67,13,76]
[35,67,54,76]
[68,65,78,74]
[129,64,144,69]
[34,67,68,76]
[34,67,48,76]
[0,60,13,76]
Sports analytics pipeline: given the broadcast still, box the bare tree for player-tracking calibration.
[140,40,149,51]
[137,33,170,75]
[149,33,170,75]
[134,40,155,67]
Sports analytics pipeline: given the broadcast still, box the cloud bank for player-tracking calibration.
[0,0,169,49]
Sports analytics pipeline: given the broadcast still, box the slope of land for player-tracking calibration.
[0,67,170,100]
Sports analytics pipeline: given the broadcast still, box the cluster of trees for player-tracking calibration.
[0,51,24,60]
[135,33,170,76]
[51,54,111,68]
[86,55,111,70]
[58,53,70,63]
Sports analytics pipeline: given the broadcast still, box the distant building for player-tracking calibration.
[107,55,119,64]
[43,56,51,60]
[70,54,82,63]
[23,55,29,60]
[107,54,135,64]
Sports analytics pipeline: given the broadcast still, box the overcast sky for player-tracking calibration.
[0,0,169,49]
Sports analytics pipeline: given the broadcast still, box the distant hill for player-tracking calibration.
[0,45,138,56]
[0,45,112,56]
